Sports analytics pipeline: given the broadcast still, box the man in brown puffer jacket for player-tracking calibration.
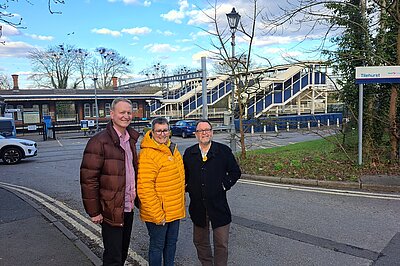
[80,97,139,266]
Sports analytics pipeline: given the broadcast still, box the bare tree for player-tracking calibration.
[91,47,131,89]
[0,0,64,27]
[200,0,264,159]
[28,44,78,89]
[72,48,92,89]
[0,73,11,90]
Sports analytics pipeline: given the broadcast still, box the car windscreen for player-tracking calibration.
[187,121,196,126]
[0,121,13,137]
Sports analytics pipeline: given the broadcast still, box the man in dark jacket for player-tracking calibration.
[80,97,139,266]
[183,119,241,266]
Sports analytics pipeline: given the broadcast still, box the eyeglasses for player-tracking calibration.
[153,129,170,135]
[196,128,212,134]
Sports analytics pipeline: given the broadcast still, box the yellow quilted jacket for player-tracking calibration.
[137,131,186,223]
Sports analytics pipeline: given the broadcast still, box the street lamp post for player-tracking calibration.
[93,77,99,132]
[226,7,241,152]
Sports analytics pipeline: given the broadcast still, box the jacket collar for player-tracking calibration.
[191,141,218,160]
[106,121,139,146]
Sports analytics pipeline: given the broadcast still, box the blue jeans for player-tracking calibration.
[145,220,180,266]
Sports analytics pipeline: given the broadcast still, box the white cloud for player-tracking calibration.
[157,30,175,36]
[91,28,121,37]
[1,24,21,37]
[144,43,179,53]
[160,0,189,24]
[0,41,35,58]
[132,36,139,41]
[121,27,152,35]
[143,0,151,7]
[191,50,212,61]
[26,34,54,41]
[107,0,139,4]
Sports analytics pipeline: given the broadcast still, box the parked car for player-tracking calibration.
[170,120,196,138]
[0,135,37,164]
[0,117,17,138]
[142,123,152,135]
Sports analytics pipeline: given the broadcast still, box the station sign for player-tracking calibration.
[355,66,400,84]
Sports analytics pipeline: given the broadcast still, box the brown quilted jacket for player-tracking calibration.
[80,121,139,227]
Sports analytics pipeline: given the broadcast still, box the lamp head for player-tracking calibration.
[226,7,241,32]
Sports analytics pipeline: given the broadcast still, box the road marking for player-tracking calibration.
[238,179,400,200]
[57,139,63,147]
[233,215,379,261]
[0,182,148,266]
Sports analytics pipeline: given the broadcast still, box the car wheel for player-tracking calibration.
[182,131,187,138]
[1,147,23,165]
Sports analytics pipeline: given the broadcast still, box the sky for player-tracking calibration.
[0,0,329,89]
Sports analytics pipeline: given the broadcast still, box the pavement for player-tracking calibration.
[1,131,398,266]
[0,187,101,266]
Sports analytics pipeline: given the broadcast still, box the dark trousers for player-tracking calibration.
[193,218,230,266]
[101,212,134,266]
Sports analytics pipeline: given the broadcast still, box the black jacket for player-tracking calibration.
[183,141,241,229]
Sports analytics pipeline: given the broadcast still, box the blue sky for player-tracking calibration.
[0,0,327,88]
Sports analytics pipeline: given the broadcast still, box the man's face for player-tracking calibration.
[110,101,132,132]
[195,122,213,146]
[152,123,170,144]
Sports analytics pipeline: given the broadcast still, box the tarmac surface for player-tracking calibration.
[1,131,399,265]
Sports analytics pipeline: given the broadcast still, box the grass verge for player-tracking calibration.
[237,135,399,182]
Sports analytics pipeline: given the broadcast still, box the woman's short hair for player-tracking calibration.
[151,117,170,129]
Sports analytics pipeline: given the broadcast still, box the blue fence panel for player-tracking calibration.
[274,91,283,103]
[284,88,291,101]
[238,113,343,133]
[314,72,320,84]
[256,100,264,113]
[293,80,300,94]
[266,94,272,106]
[321,73,326,84]
[302,75,309,88]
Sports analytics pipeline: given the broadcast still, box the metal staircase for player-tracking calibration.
[149,62,329,119]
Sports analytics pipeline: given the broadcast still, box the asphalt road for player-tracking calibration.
[1,131,400,265]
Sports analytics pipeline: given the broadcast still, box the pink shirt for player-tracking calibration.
[114,126,136,212]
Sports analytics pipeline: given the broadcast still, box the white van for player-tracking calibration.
[0,117,17,138]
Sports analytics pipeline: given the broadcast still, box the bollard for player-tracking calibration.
[317,120,320,128]
[251,125,254,134]
[337,118,340,127]
[42,123,47,141]
[327,119,330,127]
[297,121,300,129]
[286,122,290,131]
[52,122,56,139]
[274,124,278,133]
[307,121,311,130]
[263,125,266,133]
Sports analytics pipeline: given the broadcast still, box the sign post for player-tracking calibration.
[355,66,400,165]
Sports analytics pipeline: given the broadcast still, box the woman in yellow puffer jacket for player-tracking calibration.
[137,117,185,266]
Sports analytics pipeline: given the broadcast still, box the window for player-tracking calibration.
[84,103,91,117]
[42,104,49,116]
[16,105,23,121]
[33,105,39,111]
[132,102,138,111]
[56,101,76,121]
[105,103,111,117]
[92,104,98,118]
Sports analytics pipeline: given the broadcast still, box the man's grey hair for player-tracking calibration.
[111,98,132,110]
[151,117,169,129]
